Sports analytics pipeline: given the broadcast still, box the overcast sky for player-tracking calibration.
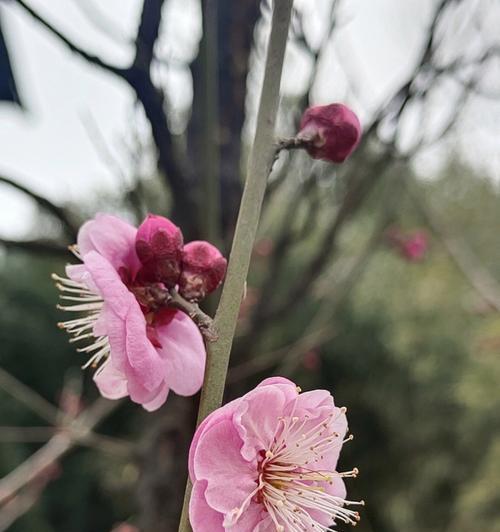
[0,0,499,239]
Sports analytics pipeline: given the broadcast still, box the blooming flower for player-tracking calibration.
[298,103,361,163]
[189,377,362,531]
[53,213,213,411]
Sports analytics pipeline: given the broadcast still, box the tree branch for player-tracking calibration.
[0,237,69,257]
[0,398,120,506]
[177,3,293,530]
[0,174,76,239]
[0,368,60,425]
[12,0,127,78]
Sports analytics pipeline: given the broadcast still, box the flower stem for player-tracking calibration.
[177,2,293,530]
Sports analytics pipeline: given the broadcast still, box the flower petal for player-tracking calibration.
[93,360,128,399]
[226,501,266,532]
[83,251,134,319]
[193,418,257,514]
[189,480,224,532]
[155,311,206,396]
[233,385,288,461]
[84,252,165,394]
[142,381,170,412]
[78,213,141,274]
[188,398,241,482]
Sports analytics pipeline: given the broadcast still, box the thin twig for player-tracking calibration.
[0,426,132,457]
[166,289,218,342]
[0,368,60,425]
[12,0,126,77]
[0,175,76,239]
[0,238,69,257]
[0,398,121,506]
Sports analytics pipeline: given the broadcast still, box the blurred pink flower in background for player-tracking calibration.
[189,377,362,531]
[298,103,362,163]
[385,227,429,263]
[54,213,226,411]
[302,349,322,371]
[401,231,428,262]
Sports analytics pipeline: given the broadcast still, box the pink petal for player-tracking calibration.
[308,475,347,528]
[124,304,165,391]
[93,361,128,399]
[126,376,166,405]
[84,251,134,319]
[289,390,348,470]
[189,480,224,532]
[142,381,170,412]
[85,252,165,393]
[78,213,141,274]
[193,418,257,514]
[226,501,266,532]
[188,399,241,482]
[155,311,206,396]
[233,385,288,461]
[66,264,99,293]
[252,515,275,531]
[257,376,295,388]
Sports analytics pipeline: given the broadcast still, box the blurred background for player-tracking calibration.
[0,0,499,531]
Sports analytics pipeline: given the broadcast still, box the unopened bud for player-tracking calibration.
[297,103,361,163]
[135,214,183,286]
[179,241,227,301]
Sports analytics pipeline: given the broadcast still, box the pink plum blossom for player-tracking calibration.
[189,377,362,531]
[298,103,361,163]
[53,213,208,411]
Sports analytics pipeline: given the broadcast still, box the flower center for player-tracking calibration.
[225,408,363,531]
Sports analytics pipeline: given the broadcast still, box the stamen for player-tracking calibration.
[53,271,110,370]
[253,407,361,530]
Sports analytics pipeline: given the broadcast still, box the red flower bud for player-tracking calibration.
[298,103,361,163]
[179,241,227,301]
[135,214,183,286]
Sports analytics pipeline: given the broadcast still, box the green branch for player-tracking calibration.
[177,2,293,530]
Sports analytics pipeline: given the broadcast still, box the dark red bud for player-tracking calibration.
[135,214,183,286]
[178,241,227,301]
[298,103,361,163]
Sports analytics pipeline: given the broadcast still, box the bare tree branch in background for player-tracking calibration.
[11,0,196,234]
[0,174,77,239]
[0,237,69,257]
[12,0,127,78]
[0,397,120,507]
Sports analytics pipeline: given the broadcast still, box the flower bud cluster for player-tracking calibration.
[135,214,227,301]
